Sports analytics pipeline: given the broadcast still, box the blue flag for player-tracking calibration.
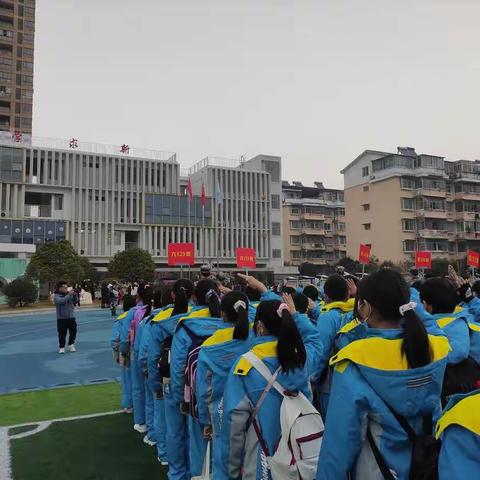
[215,178,222,205]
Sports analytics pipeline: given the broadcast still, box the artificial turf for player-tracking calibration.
[10,413,168,480]
[0,382,121,426]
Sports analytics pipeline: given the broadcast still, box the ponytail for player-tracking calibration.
[277,310,306,373]
[221,291,250,340]
[171,279,193,316]
[402,309,431,368]
[195,279,221,318]
[256,300,306,374]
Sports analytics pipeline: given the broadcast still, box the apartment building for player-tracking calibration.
[0,0,35,134]
[282,181,346,269]
[342,146,480,264]
[0,136,282,273]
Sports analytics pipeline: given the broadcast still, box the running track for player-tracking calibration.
[0,308,120,394]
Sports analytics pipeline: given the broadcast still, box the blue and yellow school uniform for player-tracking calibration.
[316,331,450,480]
[170,307,224,478]
[431,312,470,365]
[220,305,320,480]
[111,310,132,410]
[436,390,480,479]
[147,305,193,479]
[196,326,254,480]
[220,337,313,480]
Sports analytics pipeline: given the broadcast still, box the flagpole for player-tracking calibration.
[202,200,205,263]
[215,197,219,274]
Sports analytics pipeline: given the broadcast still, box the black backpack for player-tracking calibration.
[367,403,439,480]
[158,335,173,379]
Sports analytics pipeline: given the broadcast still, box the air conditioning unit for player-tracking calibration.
[370,175,376,180]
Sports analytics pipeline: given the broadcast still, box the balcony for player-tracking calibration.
[24,204,52,218]
[415,187,446,198]
[455,211,479,221]
[0,105,9,115]
[456,231,480,240]
[301,228,325,236]
[301,212,325,221]
[415,208,447,219]
[303,243,325,250]
[417,229,451,239]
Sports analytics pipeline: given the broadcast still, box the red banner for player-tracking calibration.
[415,251,432,269]
[236,248,256,269]
[467,250,480,268]
[358,244,371,265]
[168,243,195,266]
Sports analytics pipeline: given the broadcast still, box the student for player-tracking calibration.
[54,281,78,354]
[119,285,153,433]
[147,279,194,473]
[303,284,322,323]
[196,291,253,480]
[170,279,225,478]
[436,389,480,478]
[315,274,355,416]
[111,295,136,413]
[221,299,318,480]
[316,269,450,480]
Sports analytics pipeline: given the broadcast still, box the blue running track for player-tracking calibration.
[0,308,120,394]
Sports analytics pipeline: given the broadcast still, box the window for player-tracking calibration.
[272,222,280,236]
[290,235,301,245]
[0,146,23,182]
[0,57,11,66]
[401,198,414,210]
[403,219,416,231]
[22,75,33,85]
[21,103,32,113]
[363,185,369,192]
[0,71,10,81]
[403,240,416,252]
[23,33,34,44]
[23,48,33,57]
[363,223,371,230]
[290,207,300,214]
[0,30,13,38]
[272,249,281,258]
[21,117,31,128]
[0,86,11,96]
[25,7,35,17]
[362,166,369,177]
[271,194,280,209]
[24,21,35,30]
[324,223,331,231]
[22,62,33,71]
[362,204,370,211]
[401,177,416,190]
[290,220,301,229]
[54,195,63,210]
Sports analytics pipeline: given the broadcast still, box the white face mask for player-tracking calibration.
[357,299,372,323]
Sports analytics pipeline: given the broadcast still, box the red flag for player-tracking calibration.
[201,183,206,207]
[186,178,193,202]
[358,244,371,265]
[467,250,480,268]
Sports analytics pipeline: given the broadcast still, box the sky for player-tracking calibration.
[33,0,480,189]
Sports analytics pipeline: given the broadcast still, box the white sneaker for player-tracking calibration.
[157,457,168,466]
[58,348,65,354]
[143,435,156,446]
[133,424,147,433]
[68,344,76,352]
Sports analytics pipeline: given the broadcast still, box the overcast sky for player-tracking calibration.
[33,0,480,189]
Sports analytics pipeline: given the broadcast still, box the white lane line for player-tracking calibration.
[0,427,12,480]
[9,422,51,439]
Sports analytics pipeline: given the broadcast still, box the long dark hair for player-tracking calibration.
[358,269,431,369]
[171,279,194,316]
[255,300,306,373]
[194,279,222,318]
[137,285,154,319]
[221,291,250,340]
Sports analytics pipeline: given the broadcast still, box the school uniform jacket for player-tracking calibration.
[316,330,450,480]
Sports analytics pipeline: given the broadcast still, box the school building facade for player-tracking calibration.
[0,135,282,274]
[342,146,480,264]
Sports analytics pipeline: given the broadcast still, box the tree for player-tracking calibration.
[108,248,155,282]
[298,262,324,277]
[27,240,86,288]
[2,277,38,307]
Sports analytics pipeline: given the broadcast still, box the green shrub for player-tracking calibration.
[2,277,38,307]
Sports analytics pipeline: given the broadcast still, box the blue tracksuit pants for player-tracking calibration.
[120,366,132,409]
[154,396,167,460]
[130,356,146,426]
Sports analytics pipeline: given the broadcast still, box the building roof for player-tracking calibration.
[340,149,391,174]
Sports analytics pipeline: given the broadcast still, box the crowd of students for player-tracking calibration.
[110,266,480,479]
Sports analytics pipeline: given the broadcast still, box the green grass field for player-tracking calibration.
[3,383,169,480]
[0,382,121,426]
[10,414,168,480]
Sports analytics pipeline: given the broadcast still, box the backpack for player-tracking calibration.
[180,322,210,418]
[364,383,440,480]
[244,351,324,480]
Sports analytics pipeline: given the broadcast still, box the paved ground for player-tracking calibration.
[0,308,120,394]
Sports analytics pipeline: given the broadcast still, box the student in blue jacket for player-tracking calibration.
[110,295,136,413]
[118,285,152,433]
[196,291,253,480]
[316,269,450,480]
[170,279,225,478]
[147,279,194,476]
[303,284,321,323]
[436,389,480,479]
[220,298,319,480]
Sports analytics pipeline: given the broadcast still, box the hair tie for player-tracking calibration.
[277,303,289,317]
[205,289,218,302]
[399,302,416,316]
[233,300,247,312]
